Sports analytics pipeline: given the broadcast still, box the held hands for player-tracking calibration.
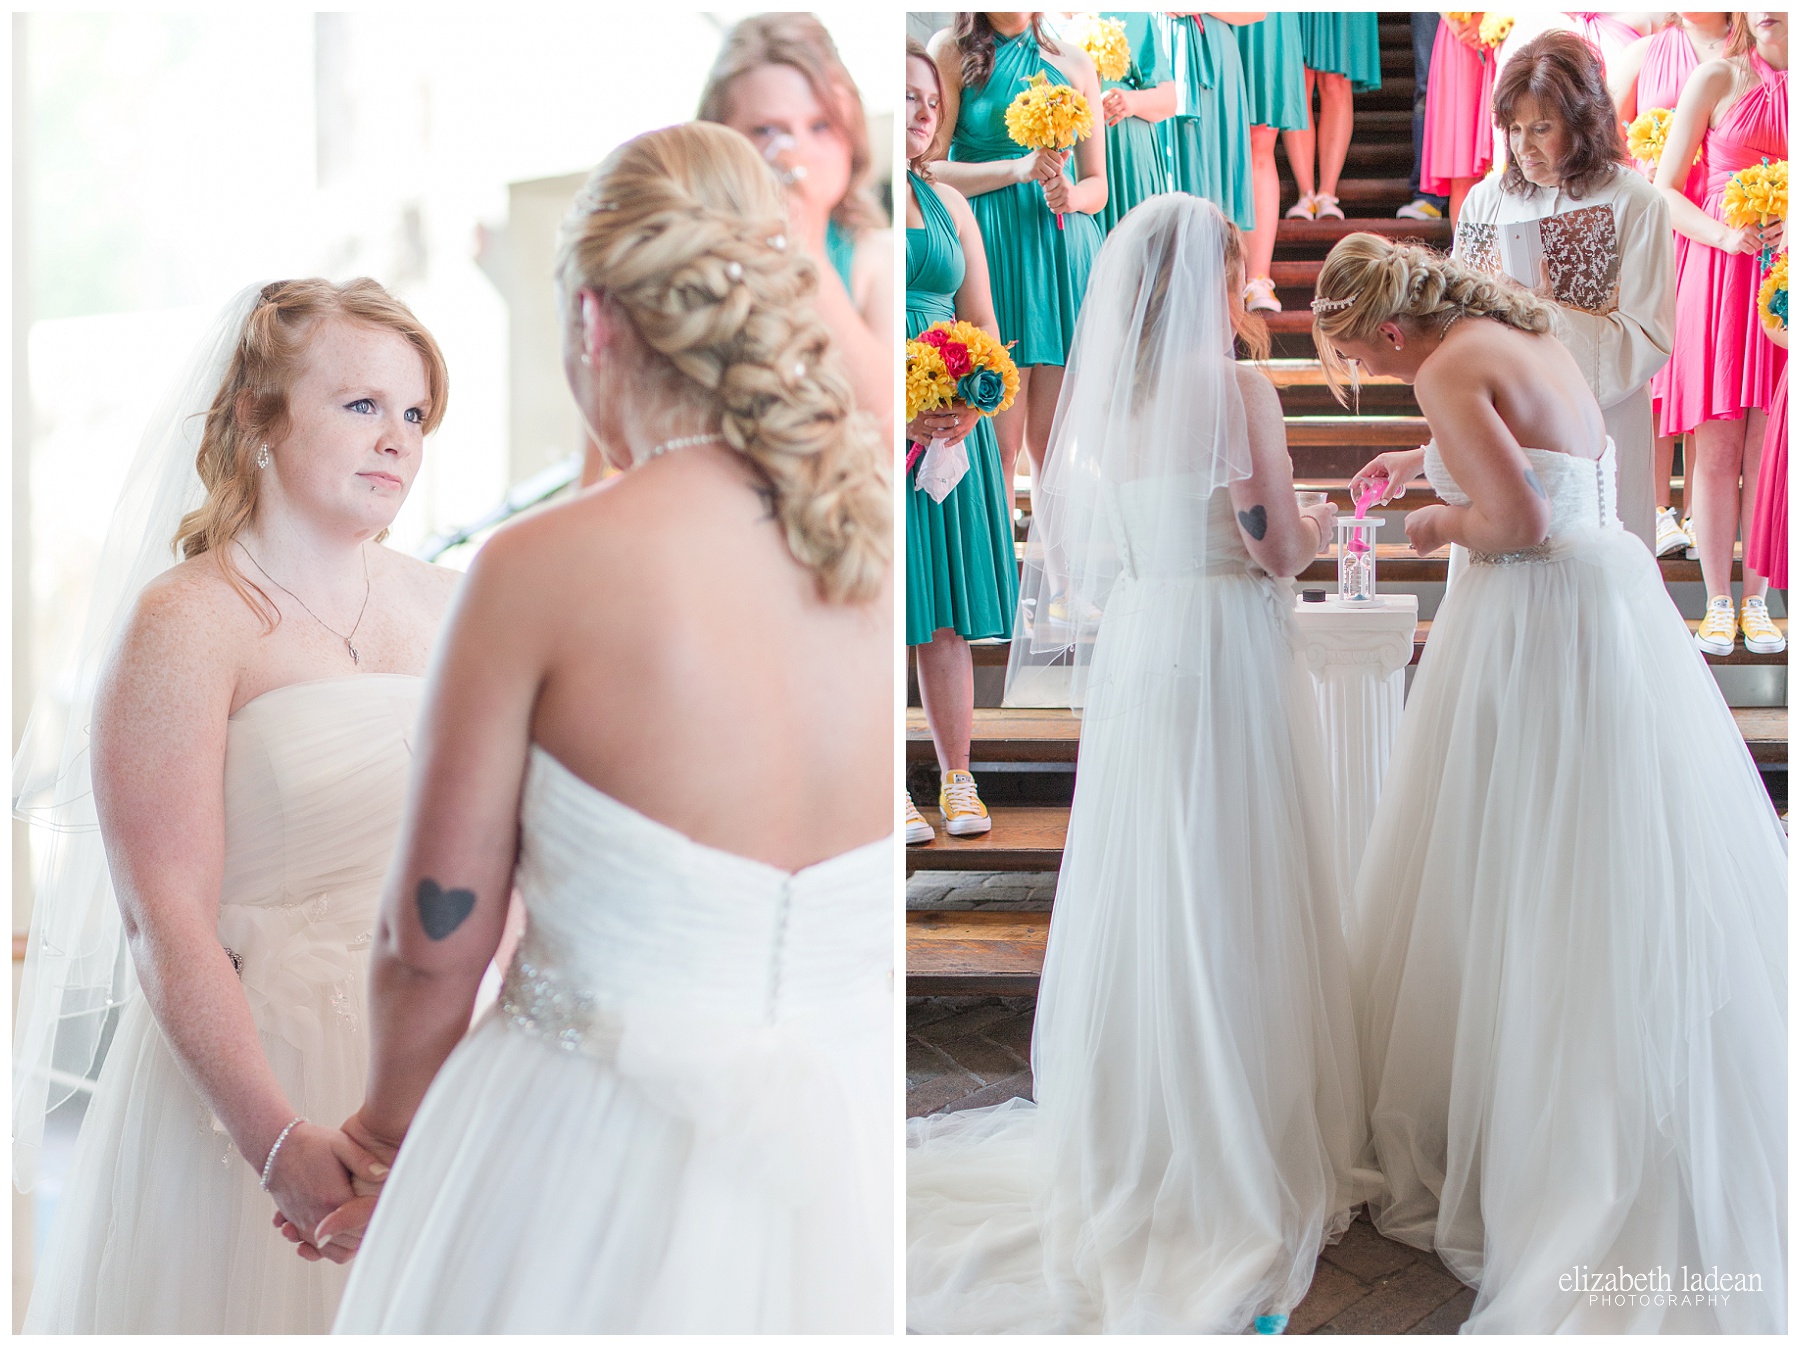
[1722,219,1785,256]
[1446,13,1483,50]
[1101,87,1133,127]
[263,1122,389,1265]
[907,405,983,448]
[1349,447,1429,507]
[1014,147,1069,189]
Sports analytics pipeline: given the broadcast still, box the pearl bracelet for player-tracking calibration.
[259,1115,305,1191]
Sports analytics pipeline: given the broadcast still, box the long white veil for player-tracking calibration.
[1002,194,1253,711]
[12,283,265,1190]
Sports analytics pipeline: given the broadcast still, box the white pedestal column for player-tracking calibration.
[1292,593,1420,884]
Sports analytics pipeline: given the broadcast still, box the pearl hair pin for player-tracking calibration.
[726,261,744,281]
[639,431,724,466]
[1310,295,1356,314]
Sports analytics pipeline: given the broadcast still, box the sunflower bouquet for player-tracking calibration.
[906,320,1020,501]
[1723,157,1788,269]
[1004,70,1094,228]
[1478,13,1514,48]
[1759,251,1787,332]
[1066,14,1131,83]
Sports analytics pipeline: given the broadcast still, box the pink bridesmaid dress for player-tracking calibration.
[1637,24,1708,426]
[1747,366,1787,586]
[1661,50,1787,435]
[1569,11,1644,71]
[1419,18,1493,194]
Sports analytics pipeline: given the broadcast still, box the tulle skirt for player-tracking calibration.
[335,1000,893,1333]
[908,569,1376,1334]
[23,974,368,1333]
[1354,526,1787,1333]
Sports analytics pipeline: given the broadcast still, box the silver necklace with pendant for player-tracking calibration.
[238,542,372,665]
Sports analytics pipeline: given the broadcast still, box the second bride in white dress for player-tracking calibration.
[908,195,1374,1334]
[321,121,897,1333]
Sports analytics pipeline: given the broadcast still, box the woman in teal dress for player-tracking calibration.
[1284,12,1382,221]
[903,38,1018,846]
[1162,13,1256,231]
[927,13,1106,490]
[1236,14,1307,310]
[1087,12,1177,235]
[700,13,894,437]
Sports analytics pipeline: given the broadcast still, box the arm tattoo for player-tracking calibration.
[1237,504,1268,540]
[1523,469,1547,499]
[415,878,477,940]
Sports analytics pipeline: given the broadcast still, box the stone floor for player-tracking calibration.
[906,871,1474,1333]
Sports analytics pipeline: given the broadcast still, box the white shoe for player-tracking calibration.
[1243,276,1282,313]
[1654,506,1691,558]
[1313,192,1345,220]
[1682,515,1698,560]
[1285,193,1318,220]
[905,792,935,845]
[1741,596,1786,653]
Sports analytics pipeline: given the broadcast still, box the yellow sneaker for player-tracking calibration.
[905,792,935,845]
[1694,594,1736,655]
[939,770,992,838]
[1740,595,1786,654]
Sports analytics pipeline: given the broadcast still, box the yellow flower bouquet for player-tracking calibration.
[905,320,1020,425]
[1478,13,1514,48]
[1004,70,1094,228]
[1723,157,1787,268]
[1067,14,1131,83]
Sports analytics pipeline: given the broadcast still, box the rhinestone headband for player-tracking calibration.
[1310,294,1356,315]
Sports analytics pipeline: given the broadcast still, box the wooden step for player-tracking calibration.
[1284,415,1427,447]
[906,804,1069,874]
[1258,358,1404,388]
[1282,177,1415,208]
[1276,217,1453,249]
[907,910,1049,995]
[909,690,1788,765]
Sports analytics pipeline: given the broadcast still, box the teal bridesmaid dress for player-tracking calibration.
[948,26,1101,367]
[1297,12,1383,92]
[1094,12,1172,235]
[1236,13,1309,131]
[1163,13,1255,230]
[905,172,1017,647]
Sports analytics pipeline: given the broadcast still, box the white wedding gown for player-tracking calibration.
[908,481,1377,1334]
[24,674,422,1333]
[334,745,894,1333]
[1355,442,1787,1333]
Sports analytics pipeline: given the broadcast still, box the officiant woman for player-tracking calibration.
[1451,30,1674,552]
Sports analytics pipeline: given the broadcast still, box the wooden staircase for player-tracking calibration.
[908,13,1787,996]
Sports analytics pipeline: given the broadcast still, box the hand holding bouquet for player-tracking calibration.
[1005,70,1094,228]
[906,320,1020,501]
[1723,157,1787,268]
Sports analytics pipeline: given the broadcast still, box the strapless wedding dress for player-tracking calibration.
[1355,443,1786,1332]
[334,746,894,1333]
[24,674,423,1333]
[908,481,1376,1333]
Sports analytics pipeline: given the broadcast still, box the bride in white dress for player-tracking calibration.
[311,122,894,1333]
[907,195,1374,1334]
[14,279,459,1332]
[1317,233,1786,1333]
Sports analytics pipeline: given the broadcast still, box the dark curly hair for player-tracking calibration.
[1491,30,1628,201]
[950,13,1058,92]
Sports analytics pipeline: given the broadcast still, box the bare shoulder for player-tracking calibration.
[1233,359,1282,420]
[1684,56,1739,104]
[935,180,977,228]
[927,28,962,72]
[106,555,256,705]
[1047,35,1097,84]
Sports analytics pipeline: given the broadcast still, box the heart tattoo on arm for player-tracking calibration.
[415,878,477,940]
[1237,505,1268,541]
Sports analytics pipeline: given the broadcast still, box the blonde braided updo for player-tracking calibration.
[1312,233,1554,406]
[557,122,890,605]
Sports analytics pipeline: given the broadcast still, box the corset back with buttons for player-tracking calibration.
[1105,476,1252,580]
[212,675,421,1057]
[1424,439,1619,562]
[503,746,892,1037]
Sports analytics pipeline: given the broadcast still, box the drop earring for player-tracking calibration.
[256,443,271,469]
